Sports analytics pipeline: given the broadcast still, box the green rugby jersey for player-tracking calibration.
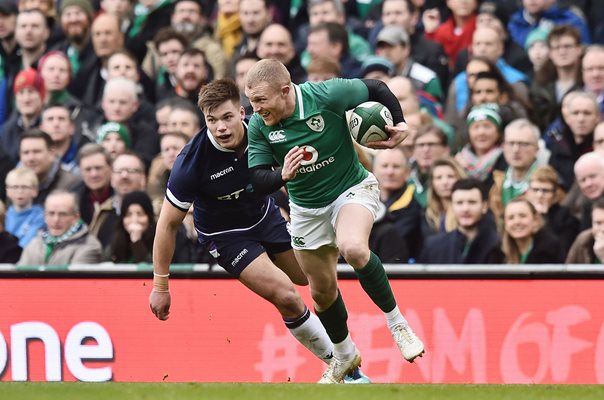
[248,78,370,208]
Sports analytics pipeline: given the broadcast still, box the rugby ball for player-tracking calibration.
[348,101,393,146]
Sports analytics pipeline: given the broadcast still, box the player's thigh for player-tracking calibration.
[289,202,336,250]
[294,246,339,294]
[272,249,308,286]
[238,253,305,316]
[333,174,380,247]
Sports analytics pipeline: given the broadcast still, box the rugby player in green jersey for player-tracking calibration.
[246,59,425,383]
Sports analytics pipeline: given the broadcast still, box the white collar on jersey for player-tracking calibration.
[293,84,305,119]
[206,120,249,153]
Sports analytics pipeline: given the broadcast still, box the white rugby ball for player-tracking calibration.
[348,101,393,146]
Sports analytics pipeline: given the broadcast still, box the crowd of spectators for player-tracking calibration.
[0,0,603,266]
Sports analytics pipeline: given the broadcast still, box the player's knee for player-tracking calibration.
[310,285,338,309]
[339,241,370,268]
[272,286,304,313]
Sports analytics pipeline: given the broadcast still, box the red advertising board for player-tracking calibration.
[1,278,603,383]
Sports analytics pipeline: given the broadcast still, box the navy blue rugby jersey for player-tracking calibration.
[166,121,272,236]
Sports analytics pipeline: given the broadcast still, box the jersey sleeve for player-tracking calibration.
[321,78,369,113]
[247,114,276,168]
[165,148,196,212]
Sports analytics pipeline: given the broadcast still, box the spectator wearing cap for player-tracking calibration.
[52,0,99,103]
[454,1,532,77]
[508,0,591,50]
[422,0,477,67]
[455,103,507,190]
[361,55,393,81]
[375,25,443,101]
[530,25,583,131]
[14,8,49,69]
[525,26,550,79]
[96,122,131,161]
[367,0,449,88]
[0,68,44,162]
[305,21,362,79]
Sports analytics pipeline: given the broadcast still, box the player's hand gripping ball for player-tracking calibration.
[348,101,393,146]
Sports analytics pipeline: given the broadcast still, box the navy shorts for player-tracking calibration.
[200,202,291,277]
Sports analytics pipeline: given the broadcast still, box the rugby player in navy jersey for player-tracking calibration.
[148,79,369,383]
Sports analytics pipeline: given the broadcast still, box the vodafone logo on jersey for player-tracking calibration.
[297,145,334,174]
[299,145,318,165]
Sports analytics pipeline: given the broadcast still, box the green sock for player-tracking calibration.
[355,251,397,313]
[315,289,349,344]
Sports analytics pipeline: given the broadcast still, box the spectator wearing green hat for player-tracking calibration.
[97,122,131,161]
[525,26,550,77]
[455,103,508,190]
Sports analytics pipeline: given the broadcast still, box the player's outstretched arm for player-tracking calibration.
[149,198,187,321]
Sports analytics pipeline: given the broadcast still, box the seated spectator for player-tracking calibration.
[306,22,362,79]
[306,57,342,83]
[422,157,467,238]
[530,25,583,131]
[18,190,102,265]
[547,91,601,190]
[526,165,580,255]
[501,198,564,264]
[489,119,542,225]
[233,52,260,114]
[0,68,44,163]
[0,199,23,263]
[4,167,45,248]
[98,77,160,168]
[372,147,423,260]
[106,49,155,104]
[455,104,507,190]
[109,191,155,263]
[148,132,189,214]
[166,100,201,138]
[39,103,89,174]
[76,144,114,237]
[567,197,604,264]
[407,124,450,207]
[422,0,477,66]
[573,152,604,230]
[419,178,503,264]
[375,25,443,101]
[507,0,591,48]
[37,51,99,144]
[525,27,550,80]
[96,122,131,161]
[581,45,604,113]
[19,129,82,205]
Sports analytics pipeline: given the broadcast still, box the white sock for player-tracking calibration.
[333,333,357,361]
[287,309,334,364]
[385,305,407,330]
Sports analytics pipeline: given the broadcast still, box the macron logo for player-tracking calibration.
[231,248,248,266]
[268,130,286,143]
[210,166,234,180]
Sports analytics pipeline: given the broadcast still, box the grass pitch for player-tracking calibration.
[2,383,603,400]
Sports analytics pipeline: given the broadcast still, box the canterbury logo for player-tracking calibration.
[268,130,286,142]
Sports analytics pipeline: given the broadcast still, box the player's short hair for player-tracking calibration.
[78,143,113,167]
[198,79,240,114]
[246,59,291,90]
[5,167,39,187]
[451,178,487,201]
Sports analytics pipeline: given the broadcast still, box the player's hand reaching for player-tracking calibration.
[149,290,171,321]
[366,122,409,149]
[282,146,305,181]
